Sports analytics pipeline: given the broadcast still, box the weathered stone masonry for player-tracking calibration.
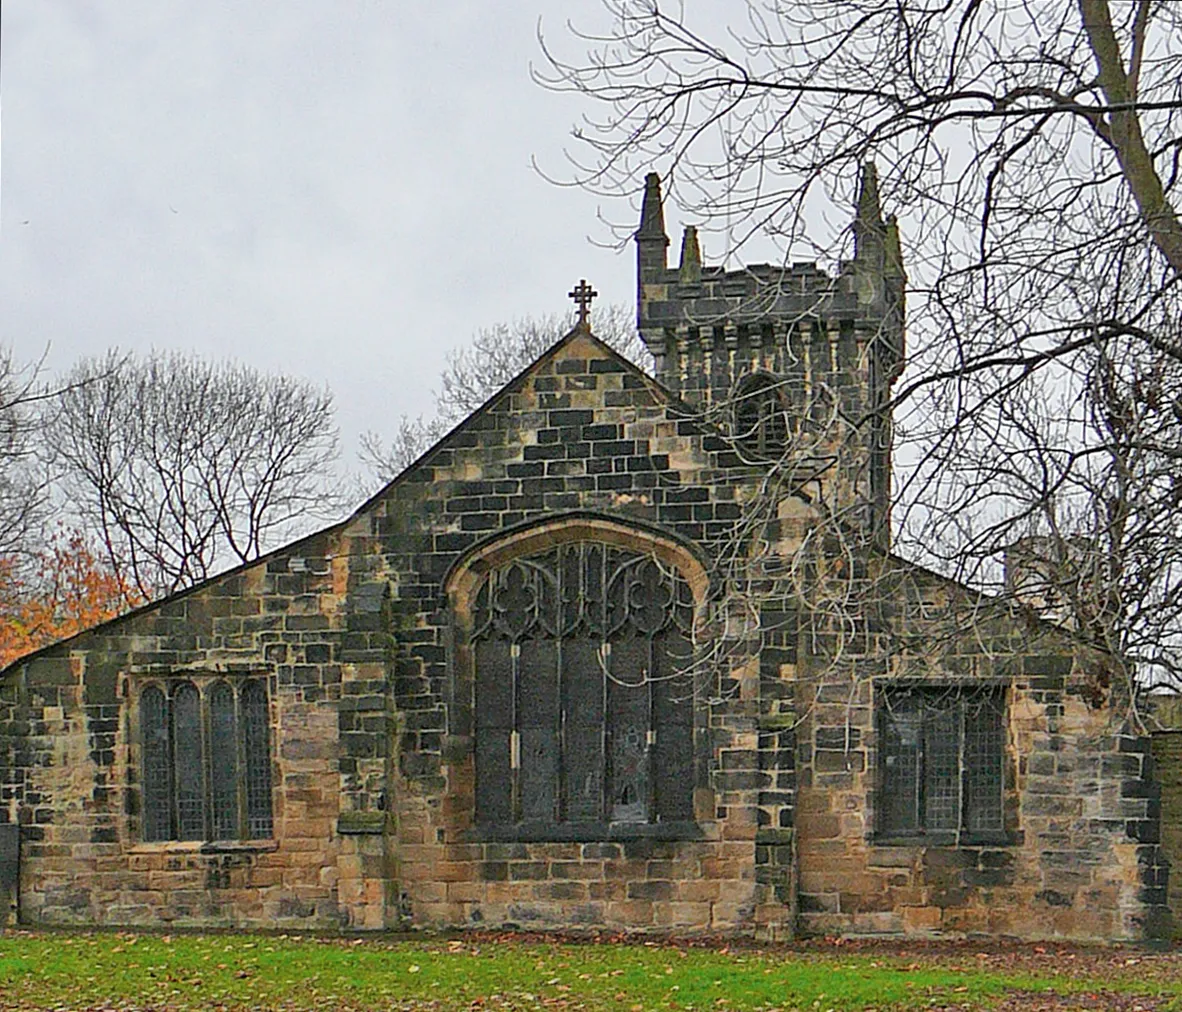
[344,332,800,936]
[0,332,802,936]
[0,166,1169,941]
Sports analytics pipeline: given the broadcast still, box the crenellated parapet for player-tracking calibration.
[635,170,904,404]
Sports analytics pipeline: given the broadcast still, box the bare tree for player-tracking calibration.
[361,303,651,483]
[51,350,341,601]
[358,415,449,487]
[0,345,55,563]
[540,2,1181,279]
[539,2,1182,698]
[438,303,649,420]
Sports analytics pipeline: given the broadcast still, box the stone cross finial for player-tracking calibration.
[568,279,598,328]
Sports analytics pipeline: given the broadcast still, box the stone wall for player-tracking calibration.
[0,331,798,937]
[343,332,796,936]
[0,525,396,930]
[0,324,1167,941]
[791,568,1167,942]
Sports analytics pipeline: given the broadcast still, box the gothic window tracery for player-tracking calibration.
[471,541,696,828]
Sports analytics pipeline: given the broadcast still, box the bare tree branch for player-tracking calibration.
[51,350,342,600]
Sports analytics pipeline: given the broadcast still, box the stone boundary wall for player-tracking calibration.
[1151,730,1182,936]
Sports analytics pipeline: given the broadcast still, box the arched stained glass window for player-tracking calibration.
[242,680,274,840]
[209,682,239,840]
[472,541,695,828]
[141,686,172,842]
[173,682,206,840]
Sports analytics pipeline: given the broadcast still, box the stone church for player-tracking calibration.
[0,171,1170,941]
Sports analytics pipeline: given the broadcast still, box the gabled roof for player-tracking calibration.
[0,322,676,675]
[349,321,677,516]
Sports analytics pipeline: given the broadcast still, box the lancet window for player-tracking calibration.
[140,677,274,842]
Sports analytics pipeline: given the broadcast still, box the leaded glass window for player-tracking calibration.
[139,677,273,842]
[242,680,274,839]
[141,687,172,843]
[209,682,240,840]
[472,541,695,827]
[878,686,1005,840]
[173,682,205,841]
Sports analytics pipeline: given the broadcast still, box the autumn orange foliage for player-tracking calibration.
[0,530,139,669]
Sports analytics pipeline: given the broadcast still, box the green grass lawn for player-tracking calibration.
[0,930,1178,1011]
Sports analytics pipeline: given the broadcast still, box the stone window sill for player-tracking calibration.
[872,832,1014,848]
[129,839,279,855]
[466,821,706,843]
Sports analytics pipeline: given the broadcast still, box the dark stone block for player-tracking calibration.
[0,823,18,897]
[590,359,625,373]
[1024,655,1073,677]
[1101,754,1143,778]
[524,443,567,461]
[581,424,619,440]
[714,770,772,791]
[627,880,673,900]
[84,664,119,707]
[923,848,974,870]
[480,861,508,881]
[1127,819,1161,843]
[508,862,548,880]
[964,868,1012,888]
[1122,777,1160,799]
[460,514,499,531]
[305,644,331,664]
[797,893,835,913]
[592,440,637,457]
[446,496,485,513]
[548,410,595,427]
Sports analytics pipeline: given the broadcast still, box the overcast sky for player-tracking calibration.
[1,2,715,465]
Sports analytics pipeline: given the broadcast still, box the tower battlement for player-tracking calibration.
[635,170,905,405]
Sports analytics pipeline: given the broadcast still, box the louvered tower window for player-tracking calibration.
[734,374,789,460]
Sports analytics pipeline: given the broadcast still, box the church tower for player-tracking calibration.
[634,167,905,539]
